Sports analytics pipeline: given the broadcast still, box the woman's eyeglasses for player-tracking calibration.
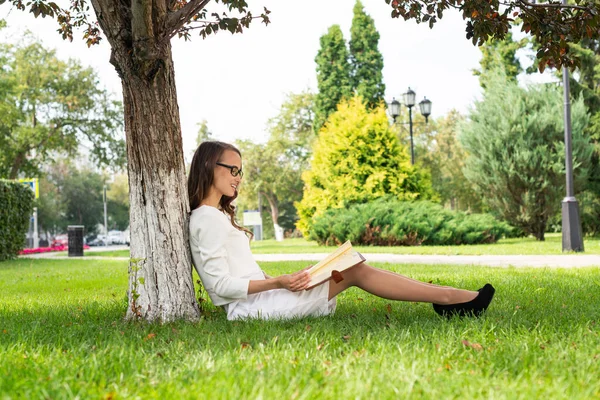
[216,162,244,178]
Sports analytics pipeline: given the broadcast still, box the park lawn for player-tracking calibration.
[83,233,600,258]
[1,259,600,399]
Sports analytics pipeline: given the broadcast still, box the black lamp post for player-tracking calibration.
[419,97,432,122]
[388,87,432,165]
[561,27,584,252]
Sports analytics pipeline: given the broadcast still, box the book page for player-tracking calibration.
[306,241,366,288]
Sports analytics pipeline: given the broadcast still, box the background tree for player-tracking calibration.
[37,161,105,235]
[236,91,315,235]
[567,39,600,235]
[61,168,105,232]
[36,175,66,237]
[415,110,483,211]
[195,119,213,145]
[314,25,352,133]
[349,0,385,109]
[37,164,130,236]
[473,32,525,88]
[0,34,125,179]
[107,173,130,231]
[497,31,600,235]
[385,0,600,70]
[459,71,593,240]
[297,96,434,235]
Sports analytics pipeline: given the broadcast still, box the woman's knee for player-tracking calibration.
[346,263,370,285]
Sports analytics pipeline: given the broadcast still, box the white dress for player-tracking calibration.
[189,205,336,320]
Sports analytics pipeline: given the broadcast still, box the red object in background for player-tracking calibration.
[18,245,90,255]
[51,234,69,248]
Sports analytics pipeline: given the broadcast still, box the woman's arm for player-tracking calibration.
[248,270,311,294]
[262,270,272,279]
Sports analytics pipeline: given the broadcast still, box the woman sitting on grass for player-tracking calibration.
[187,141,495,321]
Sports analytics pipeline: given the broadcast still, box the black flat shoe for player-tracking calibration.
[433,283,495,318]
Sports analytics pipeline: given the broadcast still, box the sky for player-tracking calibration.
[0,0,551,161]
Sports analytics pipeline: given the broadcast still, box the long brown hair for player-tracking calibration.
[188,141,253,238]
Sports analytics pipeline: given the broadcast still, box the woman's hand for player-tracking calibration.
[277,269,312,292]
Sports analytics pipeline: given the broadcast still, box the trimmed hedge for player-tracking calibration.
[309,198,515,246]
[0,180,34,261]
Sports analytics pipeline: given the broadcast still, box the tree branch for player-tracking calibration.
[165,0,212,39]
[516,0,590,12]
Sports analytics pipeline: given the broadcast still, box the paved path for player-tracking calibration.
[254,253,600,268]
[21,252,600,267]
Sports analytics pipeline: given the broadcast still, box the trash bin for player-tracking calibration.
[68,225,84,257]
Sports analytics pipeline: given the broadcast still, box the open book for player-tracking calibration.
[305,241,366,290]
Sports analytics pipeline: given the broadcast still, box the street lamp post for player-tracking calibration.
[388,87,432,165]
[103,184,108,245]
[561,45,584,252]
[404,88,416,165]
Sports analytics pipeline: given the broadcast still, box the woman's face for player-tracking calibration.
[212,149,243,199]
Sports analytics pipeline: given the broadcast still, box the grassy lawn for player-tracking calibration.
[1,258,600,398]
[82,233,600,258]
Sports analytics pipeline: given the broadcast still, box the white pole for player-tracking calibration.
[33,207,39,248]
[256,190,262,241]
[103,185,108,242]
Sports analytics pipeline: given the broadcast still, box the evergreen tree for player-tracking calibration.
[568,39,600,234]
[314,25,352,133]
[460,70,593,240]
[473,32,525,89]
[416,110,483,212]
[483,34,600,234]
[349,0,385,109]
[297,96,434,236]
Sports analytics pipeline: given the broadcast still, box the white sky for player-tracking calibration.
[1,1,551,161]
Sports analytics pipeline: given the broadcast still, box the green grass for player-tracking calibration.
[2,258,600,399]
[82,233,600,258]
[84,249,129,257]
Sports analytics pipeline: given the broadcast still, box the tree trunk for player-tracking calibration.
[9,151,26,179]
[120,46,200,322]
[262,191,279,225]
[90,0,200,322]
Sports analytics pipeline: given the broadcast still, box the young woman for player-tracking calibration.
[188,141,495,321]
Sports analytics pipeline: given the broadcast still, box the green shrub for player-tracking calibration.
[310,197,515,246]
[297,96,435,236]
[0,181,34,261]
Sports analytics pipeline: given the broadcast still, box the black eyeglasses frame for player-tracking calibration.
[216,162,244,178]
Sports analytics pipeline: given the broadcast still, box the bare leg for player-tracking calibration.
[328,263,478,304]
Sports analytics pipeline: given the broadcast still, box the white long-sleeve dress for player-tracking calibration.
[189,205,336,320]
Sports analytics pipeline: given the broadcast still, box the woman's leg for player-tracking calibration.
[328,263,478,304]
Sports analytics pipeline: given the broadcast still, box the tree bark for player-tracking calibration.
[9,151,25,179]
[261,191,279,225]
[121,52,200,322]
[91,0,200,322]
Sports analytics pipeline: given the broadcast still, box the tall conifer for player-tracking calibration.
[349,0,385,109]
[314,25,352,133]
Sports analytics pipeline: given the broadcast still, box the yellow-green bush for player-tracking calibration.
[297,96,435,236]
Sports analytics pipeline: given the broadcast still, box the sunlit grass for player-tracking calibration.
[1,258,600,398]
[83,233,600,258]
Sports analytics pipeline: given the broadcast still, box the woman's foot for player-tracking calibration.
[432,284,495,318]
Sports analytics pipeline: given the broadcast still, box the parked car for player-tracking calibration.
[51,234,68,248]
[107,230,127,245]
[88,234,108,246]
